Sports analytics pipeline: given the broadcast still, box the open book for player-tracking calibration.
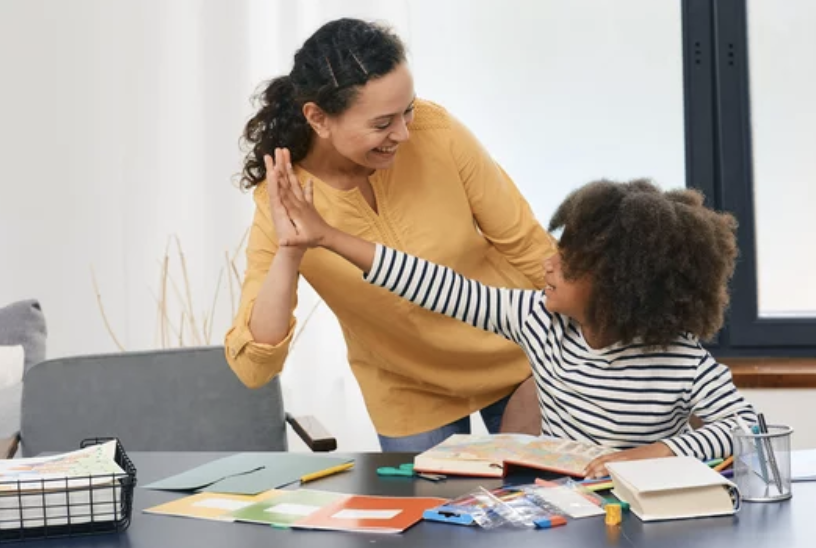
[0,440,125,530]
[413,434,617,478]
[606,456,740,521]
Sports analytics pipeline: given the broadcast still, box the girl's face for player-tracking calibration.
[543,252,593,323]
[321,62,416,170]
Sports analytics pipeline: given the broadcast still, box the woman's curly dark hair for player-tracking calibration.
[239,18,406,189]
[548,179,738,348]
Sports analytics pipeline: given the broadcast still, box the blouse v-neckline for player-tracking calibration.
[295,165,383,220]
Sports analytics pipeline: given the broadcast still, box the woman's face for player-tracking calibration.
[324,62,416,170]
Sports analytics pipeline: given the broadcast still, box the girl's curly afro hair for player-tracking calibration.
[548,179,738,348]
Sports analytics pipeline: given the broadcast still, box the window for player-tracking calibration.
[683,0,816,357]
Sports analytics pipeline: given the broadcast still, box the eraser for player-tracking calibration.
[605,504,622,526]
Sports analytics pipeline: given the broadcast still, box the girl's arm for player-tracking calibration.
[277,166,543,343]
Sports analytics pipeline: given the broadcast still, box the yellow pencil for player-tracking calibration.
[713,456,733,472]
[300,462,354,483]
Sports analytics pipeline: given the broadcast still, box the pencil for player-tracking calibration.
[300,462,354,483]
[713,456,733,472]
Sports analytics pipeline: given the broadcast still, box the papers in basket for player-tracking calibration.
[0,440,126,530]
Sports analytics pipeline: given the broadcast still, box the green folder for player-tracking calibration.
[230,490,346,527]
[143,453,354,495]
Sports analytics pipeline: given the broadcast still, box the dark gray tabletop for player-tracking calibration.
[12,451,814,547]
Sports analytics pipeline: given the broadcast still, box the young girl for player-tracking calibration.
[272,161,756,477]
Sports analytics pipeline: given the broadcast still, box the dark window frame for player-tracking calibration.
[682,0,816,357]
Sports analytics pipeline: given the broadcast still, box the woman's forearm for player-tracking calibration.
[249,248,303,345]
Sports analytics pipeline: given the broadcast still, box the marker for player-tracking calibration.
[713,456,733,472]
[534,515,567,529]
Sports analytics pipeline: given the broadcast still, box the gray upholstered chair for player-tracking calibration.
[1,346,335,458]
[499,376,540,435]
[0,299,47,457]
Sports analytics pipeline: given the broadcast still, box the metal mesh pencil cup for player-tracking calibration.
[732,425,793,502]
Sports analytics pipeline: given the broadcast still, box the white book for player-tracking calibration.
[606,456,740,522]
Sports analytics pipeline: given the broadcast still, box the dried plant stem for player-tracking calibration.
[231,227,250,263]
[226,251,236,318]
[90,265,126,351]
[179,312,185,346]
[290,299,323,350]
[205,268,224,344]
[149,289,183,341]
[229,227,249,293]
[175,235,202,345]
[160,241,170,348]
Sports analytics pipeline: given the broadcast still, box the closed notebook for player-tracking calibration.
[413,434,617,478]
[606,456,740,522]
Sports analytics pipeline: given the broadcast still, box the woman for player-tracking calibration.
[225,18,557,451]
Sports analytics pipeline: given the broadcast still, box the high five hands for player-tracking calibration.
[264,148,331,249]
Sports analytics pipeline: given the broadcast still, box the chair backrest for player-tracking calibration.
[20,346,287,457]
[499,376,705,436]
[499,376,540,436]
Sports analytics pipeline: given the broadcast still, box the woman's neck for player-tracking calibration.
[299,140,373,190]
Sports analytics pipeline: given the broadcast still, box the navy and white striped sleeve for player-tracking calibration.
[363,244,542,343]
[662,353,757,460]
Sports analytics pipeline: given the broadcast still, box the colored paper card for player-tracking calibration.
[230,489,346,527]
[143,490,282,522]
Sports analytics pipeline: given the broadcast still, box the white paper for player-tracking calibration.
[0,345,24,390]
[534,486,605,518]
[791,449,816,481]
[332,509,401,520]
[265,503,320,516]
[192,498,253,511]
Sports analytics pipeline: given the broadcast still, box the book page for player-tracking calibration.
[0,441,123,492]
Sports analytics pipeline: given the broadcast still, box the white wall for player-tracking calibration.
[1,0,812,452]
[742,390,816,451]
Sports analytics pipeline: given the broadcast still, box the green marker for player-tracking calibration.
[603,497,629,512]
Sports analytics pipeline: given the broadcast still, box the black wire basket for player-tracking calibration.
[0,437,136,543]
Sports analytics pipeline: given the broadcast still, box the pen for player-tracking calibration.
[751,424,771,486]
[300,462,354,484]
[757,413,784,494]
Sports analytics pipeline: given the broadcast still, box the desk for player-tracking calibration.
[13,452,814,547]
